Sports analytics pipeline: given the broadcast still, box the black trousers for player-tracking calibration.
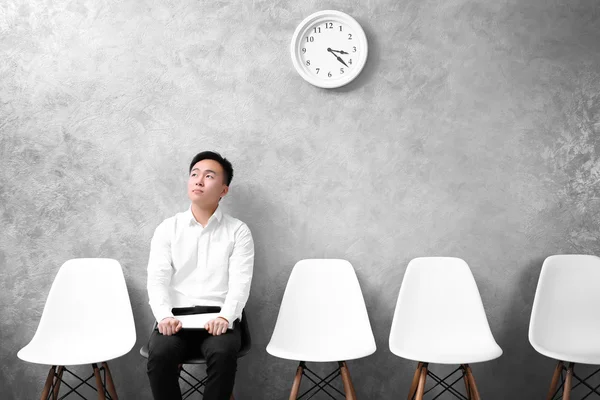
[146,306,242,400]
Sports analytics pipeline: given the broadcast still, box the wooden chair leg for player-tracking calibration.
[92,364,107,400]
[563,363,574,400]
[289,362,304,400]
[102,362,118,400]
[461,365,471,399]
[40,366,56,400]
[52,366,64,399]
[546,361,564,400]
[408,363,424,400]
[465,365,481,400]
[415,363,428,400]
[339,361,357,400]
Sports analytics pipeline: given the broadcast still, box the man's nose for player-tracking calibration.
[196,177,204,186]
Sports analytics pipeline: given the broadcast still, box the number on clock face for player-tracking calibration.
[300,21,357,79]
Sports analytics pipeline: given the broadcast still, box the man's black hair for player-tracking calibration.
[189,151,234,186]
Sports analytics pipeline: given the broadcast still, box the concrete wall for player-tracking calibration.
[1,0,599,398]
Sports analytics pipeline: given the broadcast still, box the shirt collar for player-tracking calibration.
[187,205,223,227]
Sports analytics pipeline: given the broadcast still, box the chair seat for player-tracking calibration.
[390,342,503,364]
[531,343,600,365]
[19,332,134,366]
[266,341,376,363]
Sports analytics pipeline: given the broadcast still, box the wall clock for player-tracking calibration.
[290,10,368,89]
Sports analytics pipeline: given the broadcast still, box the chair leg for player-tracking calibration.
[408,363,424,400]
[465,365,481,400]
[546,361,563,400]
[102,362,118,400]
[415,363,428,400]
[52,366,64,399]
[339,361,357,400]
[92,364,107,400]
[461,365,471,399]
[563,363,574,400]
[289,362,304,400]
[40,366,56,400]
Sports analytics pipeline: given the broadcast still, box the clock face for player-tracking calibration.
[291,11,368,88]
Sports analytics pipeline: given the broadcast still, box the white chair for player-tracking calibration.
[267,259,376,399]
[18,258,136,399]
[529,254,600,400]
[389,257,502,400]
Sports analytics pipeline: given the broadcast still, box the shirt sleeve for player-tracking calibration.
[147,220,175,322]
[218,223,254,327]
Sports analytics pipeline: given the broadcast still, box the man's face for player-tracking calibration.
[188,159,229,206]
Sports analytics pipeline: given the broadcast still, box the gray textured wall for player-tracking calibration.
[1,0,599,398]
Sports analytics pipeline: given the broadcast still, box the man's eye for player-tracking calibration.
[206,175,213,178]
[191,173,197,177]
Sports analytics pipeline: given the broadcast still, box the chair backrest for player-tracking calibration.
[529,254,600,359]
[267,259,376,362]
[389,257,500,362]
[18,258,136,365]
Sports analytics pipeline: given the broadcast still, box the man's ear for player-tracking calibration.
[220,185,229,199]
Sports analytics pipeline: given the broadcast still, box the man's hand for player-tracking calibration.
[204,317,229,336]
[158,317,182,336]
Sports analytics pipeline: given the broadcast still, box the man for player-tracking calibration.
[146,151,254,400]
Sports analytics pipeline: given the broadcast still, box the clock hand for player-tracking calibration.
[327,48,350,68]
[330,49,349,55]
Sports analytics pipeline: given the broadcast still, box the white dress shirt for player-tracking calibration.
[147,206,254,328]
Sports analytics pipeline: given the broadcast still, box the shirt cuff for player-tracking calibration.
[217,314,235,329]
[219,300,241,329]
[153,305,174,323]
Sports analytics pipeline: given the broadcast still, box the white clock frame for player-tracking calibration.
[290,10,368,89]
